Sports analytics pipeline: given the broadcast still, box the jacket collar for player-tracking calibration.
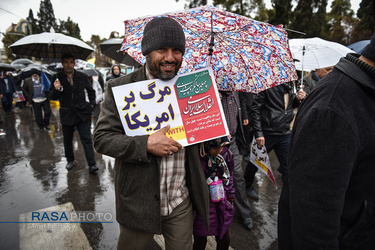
[130,65,147,83]
[335,54,375,93]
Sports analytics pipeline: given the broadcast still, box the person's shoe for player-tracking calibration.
[45,125,51,132]
[66,161,74,170]
[243,217,253,230]
[39,127,44,133]
[89,165,98,174]
[247,187,259,201]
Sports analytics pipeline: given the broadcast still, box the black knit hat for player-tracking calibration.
[361,35,375,61]
[141,17,186,56]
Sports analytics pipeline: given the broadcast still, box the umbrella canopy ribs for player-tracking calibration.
[9,32,94,60]
[121,6,297,93]
[121,5,298,93]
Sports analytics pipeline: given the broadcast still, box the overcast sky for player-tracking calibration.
[0,0,362,49]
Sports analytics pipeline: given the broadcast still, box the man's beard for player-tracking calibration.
[146,55,181,80]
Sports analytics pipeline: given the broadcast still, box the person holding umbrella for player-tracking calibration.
[0,69,17,115]
[23,72,51,132]
[302,66,333,95]
[50,53,98,174]
[93,17,209,249]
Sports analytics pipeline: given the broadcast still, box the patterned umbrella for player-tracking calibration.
[9,32,94,60]
[121,5,297,93]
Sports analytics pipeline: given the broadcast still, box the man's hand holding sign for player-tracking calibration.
[147,124,183,157]
[112,67,229,147]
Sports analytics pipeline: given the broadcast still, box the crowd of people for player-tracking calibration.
[93,17,375,249]
[1,15,374,249]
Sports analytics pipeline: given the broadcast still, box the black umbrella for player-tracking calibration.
[18,64,54,80]
[46,62,63,72]
[77,68,98,77]
[11,58,34,66]
[9,32,94,60]
[0,63,16,72]
[99,38,141,67]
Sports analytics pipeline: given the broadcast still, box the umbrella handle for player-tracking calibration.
[208,9,214,57]
[300,46,305,88]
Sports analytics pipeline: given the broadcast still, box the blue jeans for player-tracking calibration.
[62,118,96,166]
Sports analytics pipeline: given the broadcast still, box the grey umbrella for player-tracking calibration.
[11,58,34,66]
[99,38,141,67]
[18,64,54,80]
[10,64,27,70]
[0,63,16,72]
[9,32,94,60]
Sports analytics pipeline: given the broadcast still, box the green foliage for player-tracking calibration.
[3,0,84,60]
[58,17,82,39]
[176,0,371,43]
[37,0,58,32]
[1,33,25,61]
[35,0,81,38]
[252,0,268,21]
[269,0,293,26]
[325,0,355,44]
[351,0,374,41]
[27,9,39,34]
[214,0,250,16]
[289,0,328,39]
[186,0,207,8]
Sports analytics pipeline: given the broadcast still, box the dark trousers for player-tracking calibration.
[229,135,251,220]
[32,100,51,129]
[246,134,291,184]
[193,231,230,250]
[1,93,13,113]
[245,162,258,190]
[92,104,100,127]
[62,118,96,166]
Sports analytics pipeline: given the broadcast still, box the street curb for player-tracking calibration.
[19,202,92,250]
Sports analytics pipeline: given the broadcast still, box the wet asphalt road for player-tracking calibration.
[0,105,282,250]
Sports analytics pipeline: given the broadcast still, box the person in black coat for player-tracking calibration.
[278,35,375,249]
[249,82,305,183]
[49,53,98,174]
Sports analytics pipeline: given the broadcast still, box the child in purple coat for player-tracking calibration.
[193,136,235,250]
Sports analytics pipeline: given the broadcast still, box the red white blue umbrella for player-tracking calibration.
[121,5,297,93]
